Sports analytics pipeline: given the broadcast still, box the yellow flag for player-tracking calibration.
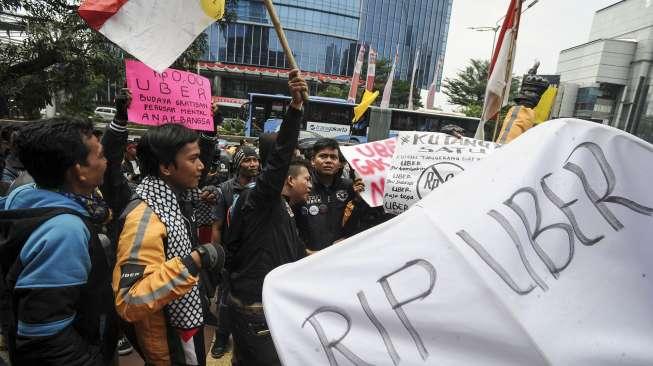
[353,90,379,123]
[200,0,226,20]
[533,86,558,124]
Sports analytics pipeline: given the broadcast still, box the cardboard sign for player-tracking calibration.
[125,59,213,131]
[307,121,351,138]
[263,119,653,365]
[384,132,500,214]
[340,138,396,207]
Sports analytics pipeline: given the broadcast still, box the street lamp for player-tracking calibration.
[467,0,541,64]
[467,26,500,63]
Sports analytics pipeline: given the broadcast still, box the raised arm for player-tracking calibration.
[250,70,307,205]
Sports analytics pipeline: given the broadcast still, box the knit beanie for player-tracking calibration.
[233,146,259,169]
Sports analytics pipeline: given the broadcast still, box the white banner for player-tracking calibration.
[306,122,351,139]
[384,132,500,214]
[264,119,653,365]
[340,138,396,207]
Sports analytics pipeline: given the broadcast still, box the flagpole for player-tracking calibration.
[261,0,310,102]
[492,0,522,141]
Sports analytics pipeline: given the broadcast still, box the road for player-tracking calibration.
[118,328,233,366]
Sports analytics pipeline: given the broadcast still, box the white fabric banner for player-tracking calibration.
[264,119,653,365]
[384,132,500,214]
[340,138,396,207]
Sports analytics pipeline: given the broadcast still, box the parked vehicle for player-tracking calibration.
[94,107,116,121]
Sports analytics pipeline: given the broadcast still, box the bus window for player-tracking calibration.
[390,113,417,131]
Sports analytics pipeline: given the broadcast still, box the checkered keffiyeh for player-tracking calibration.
[136,176,204,329]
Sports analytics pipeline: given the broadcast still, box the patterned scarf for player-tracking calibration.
[59,189,112,226]
[135,176,204,329]
[190,185,218,227]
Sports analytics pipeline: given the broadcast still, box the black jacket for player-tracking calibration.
[100,121,133,219]
[295,172,355,250]
[224,107,306,304]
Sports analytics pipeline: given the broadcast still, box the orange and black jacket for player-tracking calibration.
[112,198,203,365]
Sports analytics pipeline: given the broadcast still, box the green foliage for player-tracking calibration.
[317,84,348,99]
[218,118,245,136]
[442,58,520,117]
[0,0,236,119]
[461,104,483,118]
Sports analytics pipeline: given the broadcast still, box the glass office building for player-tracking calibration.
[204,0,452,93]
[206,0,361,76]
[359,0,452,89]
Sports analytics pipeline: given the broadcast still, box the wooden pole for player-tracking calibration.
[261,0,310,102]
[492,0,522,142]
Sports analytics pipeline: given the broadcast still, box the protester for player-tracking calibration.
[0,118,119,365]
[223,69,308,365]
[97,89,140,358]
[208,145,261,359]
[121,138,141,186]
[296,138,365,252]
[440,124,467,138]
[496,63,550,143]
[112,122,224,366]
[0,130,24,195]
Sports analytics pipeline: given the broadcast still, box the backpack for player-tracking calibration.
[0,206,118,364]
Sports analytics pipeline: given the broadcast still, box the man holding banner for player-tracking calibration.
[222,70,308,365]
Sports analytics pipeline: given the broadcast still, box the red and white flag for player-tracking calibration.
[380,47,399,108]
[78,0,225,73]
[365,48,377,92]
[407,48,420,110]
[426,56,444,109]
[475,0,523,140]
[348,44,367,103]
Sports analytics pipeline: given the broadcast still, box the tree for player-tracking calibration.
[317,84,348,99]
[0,0,237,119]
[317,57,422,109]
[442,59,520,118]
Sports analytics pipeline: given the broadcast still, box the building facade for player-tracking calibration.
[552,0,653,142]
[202,0,452,99]
[358,0,452,90]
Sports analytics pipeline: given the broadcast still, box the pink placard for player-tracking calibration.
[125,59,213,131]
[340,138,396,207]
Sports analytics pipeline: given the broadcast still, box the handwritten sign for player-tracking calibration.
[340,138,396,207]
[384,132,500,214]
[125,59,213,131]
[264,119,653,365]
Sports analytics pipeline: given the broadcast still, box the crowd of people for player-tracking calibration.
[0,70,386,366]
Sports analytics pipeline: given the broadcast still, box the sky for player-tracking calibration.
[431,0,617,111]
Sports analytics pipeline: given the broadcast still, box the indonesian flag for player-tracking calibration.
[380,47,399,108]
[347,44,366,103]
[78,0,225,73]
[475,0,523,140]
[365,48,377,92]
[407,48,420,110]
[426,56,444,109]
